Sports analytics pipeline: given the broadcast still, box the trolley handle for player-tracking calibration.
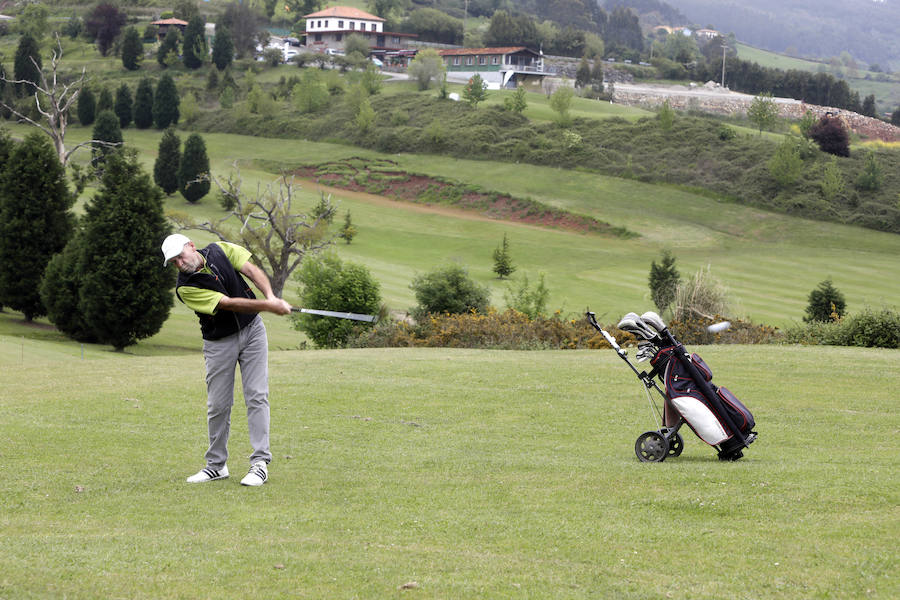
[586,311,626,357]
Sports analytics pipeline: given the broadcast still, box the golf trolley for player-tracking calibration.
[586,310,757,462]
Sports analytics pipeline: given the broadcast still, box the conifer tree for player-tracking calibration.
[153,73,180,129]
[133,77,154,129]
[157,27,181,68]
[114,83,133,128]
[154,128,181,195]
[339,210,357,244]
[182,16,207,69]
[91,109,123,169]
[0,132,74,320]
[178,133,210,202]
[212,26,235,71]
[97,86,114,113]
[648,249,680,314]
[40,234,96,342]
[121,26,143,71]
[13,34,42,96]
[575,55,591,88]
[77,86,97,126]
[78,150,175,350]
[492,233,516,279]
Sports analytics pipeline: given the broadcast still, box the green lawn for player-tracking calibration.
[1,339,897,598]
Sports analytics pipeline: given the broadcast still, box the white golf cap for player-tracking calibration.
[161,233,191,266]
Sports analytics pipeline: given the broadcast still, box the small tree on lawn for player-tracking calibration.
[658,98,675,131]
[154,128,181,195]
[820,156,845,202]
[293,251,381,348]
[804,278,846,322]
[339,210,357,244]
[97,86,114,114]
[78,150,175,350]
[169,169,337,297]
[90,109,123,169]
[855,151,882,192]
[0,132,74,321]
[492,233,516,279]
[575,55,591,88]
[504,272,549,319]
[77,86,97,126]
[133,77,154,129]
[648,249,680,315]
[748,92,778,135]
[212,27,235,71]
[121,26,143,71]
[503,85,527,113]
[463,74,488,107]
[549,85,575,126]
[153,73,180,129]
[768,136,804,188]
[178,133,210,203]
[114,83,133,128]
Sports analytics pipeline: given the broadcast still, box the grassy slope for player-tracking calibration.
[3,116,900,353]
[0,342,897,598]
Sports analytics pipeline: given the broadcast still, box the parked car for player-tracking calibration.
[371,57,384,68]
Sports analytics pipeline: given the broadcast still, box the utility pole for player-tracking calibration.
[721,43,727,88]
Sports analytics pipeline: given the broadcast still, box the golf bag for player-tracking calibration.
[587,310,757,462]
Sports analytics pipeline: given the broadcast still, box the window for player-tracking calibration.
[478,56,486,65]
[393,36,400,44]
[317,21,322,27]
[350,22,355,30]
[492,56,499,65]
[314,33,322,42]
[324,21,329,28]
[336,33,342,42]
[453,57,460,65]
[338,20,344,28]
[466,57,474,65]
[371,23,376,31]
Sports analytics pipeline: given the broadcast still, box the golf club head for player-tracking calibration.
[636,341,658,362]
[617,312,658,341]
[640,311,667,333]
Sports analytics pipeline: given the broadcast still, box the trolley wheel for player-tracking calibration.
[666,432,684,457]
[635,431,669,462]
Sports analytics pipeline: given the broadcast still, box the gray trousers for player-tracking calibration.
[202,316,271,469]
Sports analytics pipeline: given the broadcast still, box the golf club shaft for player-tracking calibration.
[290,307,376,322]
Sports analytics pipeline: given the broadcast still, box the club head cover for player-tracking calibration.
[617,313,658,341]
[640,311,667,333]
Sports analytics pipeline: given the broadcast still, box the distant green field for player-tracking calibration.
[735,43,900,114]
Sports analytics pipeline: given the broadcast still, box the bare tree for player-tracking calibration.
[0,35,113,166]
[169,168,337,297]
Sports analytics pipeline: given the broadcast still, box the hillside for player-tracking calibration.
[662,0,900,71]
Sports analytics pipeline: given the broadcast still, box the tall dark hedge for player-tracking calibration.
[153,73,179,129]
[40,234,97,342]
[133,77,154,129]
[91,109,123,168]
[178,133,210,202]
[182,16,206,69]
[157,27,180,67]
[77,151,175,350]
[154,128,181,195]
[114,83,133,128]
[211,26,234,71]
[97,86,114,113]
[121,26,143,71]
[77,86,96,126]
[0,133,74,320]
[13,34,42,96]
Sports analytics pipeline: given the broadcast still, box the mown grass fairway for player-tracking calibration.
[1,337,897,598]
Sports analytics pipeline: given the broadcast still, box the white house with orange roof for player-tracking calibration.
[303,5,416,61]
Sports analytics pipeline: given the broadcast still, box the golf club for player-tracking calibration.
[640,311,667,333]
[290,307,377,322]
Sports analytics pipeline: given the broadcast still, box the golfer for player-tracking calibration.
[161,234,291,486]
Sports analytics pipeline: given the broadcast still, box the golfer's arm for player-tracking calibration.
[217,296,284,314]
[239,261,276,300]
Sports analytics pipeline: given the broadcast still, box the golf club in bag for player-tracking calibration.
[587,310,757,462]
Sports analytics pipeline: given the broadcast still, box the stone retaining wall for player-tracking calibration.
[612,84,900,141]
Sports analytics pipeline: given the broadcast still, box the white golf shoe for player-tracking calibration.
[186,465,229,483]
[240,461,268,486]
